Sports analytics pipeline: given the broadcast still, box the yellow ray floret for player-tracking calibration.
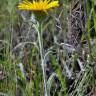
[18,0,59,13]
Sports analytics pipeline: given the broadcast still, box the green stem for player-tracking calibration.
[86,33,92,61]
[37,22,47,96]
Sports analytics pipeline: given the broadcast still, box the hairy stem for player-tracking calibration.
[37,23,47,96]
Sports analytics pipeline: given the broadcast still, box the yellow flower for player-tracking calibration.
[18,0,59,13]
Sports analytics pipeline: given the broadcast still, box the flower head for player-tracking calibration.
[18,0,59,13]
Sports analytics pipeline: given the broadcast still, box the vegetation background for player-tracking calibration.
[0,0,96,96]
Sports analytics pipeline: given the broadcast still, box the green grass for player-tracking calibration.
[0,0,96,96]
